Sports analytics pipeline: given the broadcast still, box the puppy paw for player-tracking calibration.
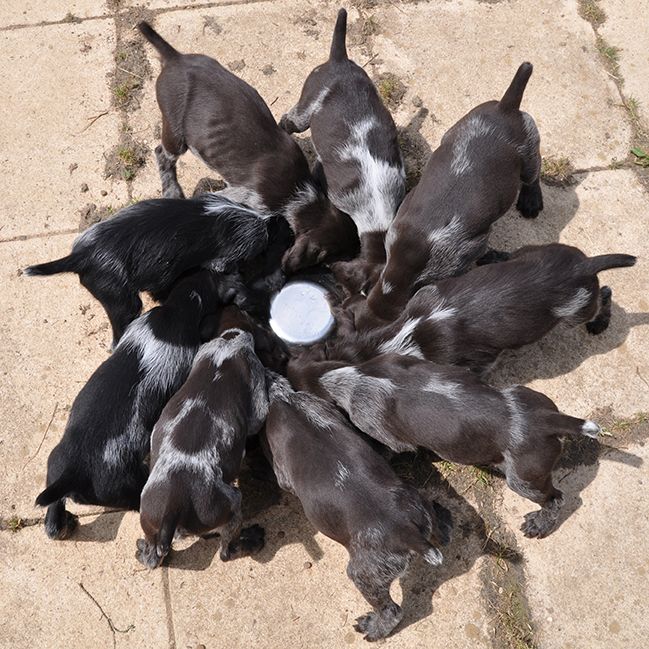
[353,613,376,635]
[586,319,609,335]
[354,611,394,642]
[44,510,78,541]
[521,511,555,539]
[516,183,544,218]
[135,538,163,569]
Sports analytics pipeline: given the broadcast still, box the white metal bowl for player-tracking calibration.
[269,281,335,345]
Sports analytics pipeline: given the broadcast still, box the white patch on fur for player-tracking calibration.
[502,387,527,446]
[422,376,463,403]
[378,318,424,359]
[334,460,350,490]
[423,546,443,566]
[330,117,405,234]
[215,186,270,215]
[320,367,414,453]
[382,279,394,294]
[450,115,499,176]
[553,288,591,318]
[581,420,601,438]
[283,183,320,230]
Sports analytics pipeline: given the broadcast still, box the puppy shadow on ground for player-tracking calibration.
[397,106,433,192]
[71,510,127,543]
[388,451,522,634]
[490,303,649,385]
[489,172,583,251]
[167,444,324,571]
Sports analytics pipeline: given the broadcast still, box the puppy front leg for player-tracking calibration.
[347,549,407,641]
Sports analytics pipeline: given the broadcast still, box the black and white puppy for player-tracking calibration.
[24,194,267,346]
[35,270,221,540]
[263,372,451,641]
[289,353,601,538]
[136,307,269,568]
[355,63,543,327]
[280,9,406,294]
[316,244,636,374]
[138,22,359,273]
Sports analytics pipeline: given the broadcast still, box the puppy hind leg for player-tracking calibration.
[156,119,187,199]
[586,286,613,335]
[516,115,543,218]
[218,486,265,561]
[44,499,78,540]
[347,549,407,641]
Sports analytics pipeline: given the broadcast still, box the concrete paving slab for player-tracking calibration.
[489,170,649,418]
[371,0,631,169]
[165,489,494,648]
[0,235,111,518]
[600,0,649,121]
[0,0,108,28]
[129,1,368,199]
[498,439,649,649]
[0,20,127,240]
[0,511,169,649]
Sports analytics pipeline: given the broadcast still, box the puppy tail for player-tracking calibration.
[542,412,601,439]
[24,252,81,277]
[35,471,76,507]
[138,22,181,60]
[583,253,637,275]
[499,62,533,112]
[329,8,348,62]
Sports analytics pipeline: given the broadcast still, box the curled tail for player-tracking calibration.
[329,8,348,62]
[499,62,533,112]
[24,252,81,277]
[138,22,181,60]
[35,471,77,507]
[584,253,636,275]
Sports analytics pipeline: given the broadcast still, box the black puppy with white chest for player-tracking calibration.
[25,194,267,346]
[136,306,269,569]
[355,62,544,328]
[280,9,406,295]
[35,270,220,540]
[263,372,451,641]
[289,353,602,538]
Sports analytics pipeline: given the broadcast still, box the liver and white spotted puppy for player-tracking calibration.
[138,22,358,273]
[263,372,451,642]
[289,353,601,538]
[24,194,268,347]
[280,9,406,295]
[315,244,636,374]
[136,307,269,569]
[354,62,543,328]
[35,271,220,541]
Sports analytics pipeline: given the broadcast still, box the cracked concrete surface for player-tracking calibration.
[1,1,647,648]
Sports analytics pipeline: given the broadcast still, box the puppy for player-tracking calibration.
[289,353,601,538]
[280,9,405,294]
[136,307,269,568]
[317,244,636,374]
[138,22,359,272]
[355,62,543,327]
[35,271,220,540]
[263,372,451,641]
[24,194,267,346]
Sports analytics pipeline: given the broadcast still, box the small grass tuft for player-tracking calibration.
[472,466,493,488]
[608,412,649,434]
[62,11,81,23]
[7,516,24,533]
[496,584,538,649]
[595,35,621,79]
[376,72,406,109]
[578,0,606,27]
[541,156,576,186]
[631,147,649,168]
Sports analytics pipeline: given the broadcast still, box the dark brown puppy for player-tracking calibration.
[289,353,601,538]
[136,306,269,569]
[263,372,451,641]
[354,63,543,328]
[280,9,405,295]
[311,244,636,374]
[138,22,358,272]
